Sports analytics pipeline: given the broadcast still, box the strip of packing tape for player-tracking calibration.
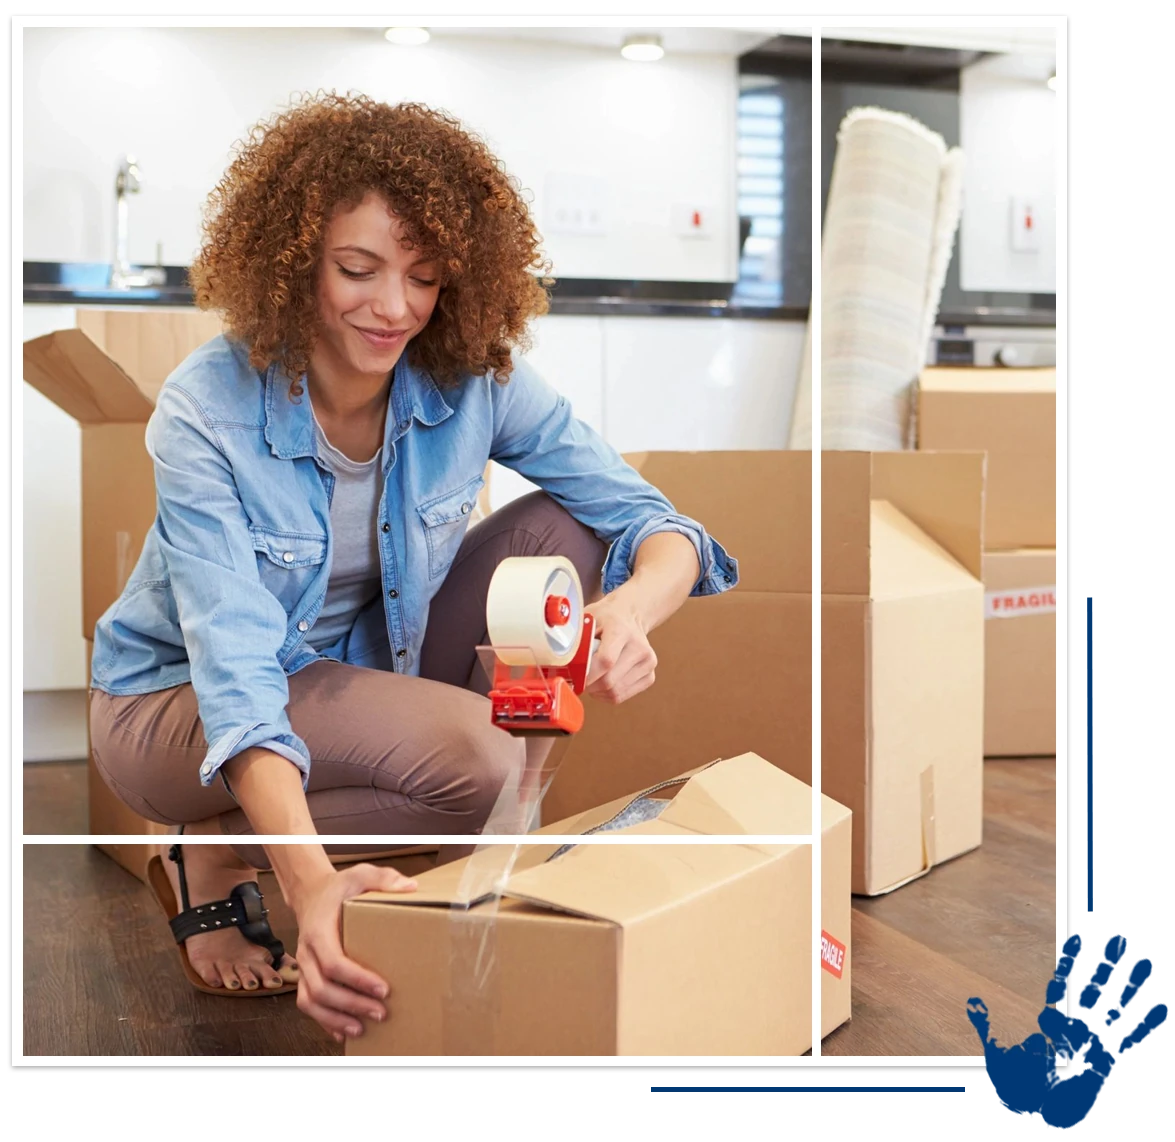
[440,746,729,1050]
[442,725,567,1053]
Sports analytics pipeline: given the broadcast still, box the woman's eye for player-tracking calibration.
[411,276,439,288]
[337,265,373,280]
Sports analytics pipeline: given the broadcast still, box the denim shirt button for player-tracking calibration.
[396,648,407,658]
[200,761,212,776]
[282,551,295,564]
[461,502,471,514]
[297,620,309,632]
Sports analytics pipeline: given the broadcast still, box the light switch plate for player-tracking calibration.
[544,172,608,236]
[1010,196,1041,252]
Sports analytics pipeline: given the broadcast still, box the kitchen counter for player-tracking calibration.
[24,262,806,321]
[24,263,1056,327]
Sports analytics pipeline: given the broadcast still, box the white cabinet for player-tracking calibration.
[492,312,806,510]
[601,316,804,453]
[23,305,86,691]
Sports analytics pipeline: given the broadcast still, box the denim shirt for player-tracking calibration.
[90,335,739,789]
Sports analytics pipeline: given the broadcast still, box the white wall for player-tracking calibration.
[22,27,739,282]
[959,52,1057,294]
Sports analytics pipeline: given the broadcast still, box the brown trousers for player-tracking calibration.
[89,492,606,856]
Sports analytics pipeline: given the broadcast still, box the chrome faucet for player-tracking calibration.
[110,154,166,289]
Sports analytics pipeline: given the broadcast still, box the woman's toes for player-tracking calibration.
[217,962,242,991]
[237,965,260,991]
[196,963,223,989]
[261,967,286,990]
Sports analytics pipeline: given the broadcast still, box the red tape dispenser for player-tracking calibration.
[477,556,599,737]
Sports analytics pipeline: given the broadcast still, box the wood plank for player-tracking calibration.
[823,911,1045,1055]
[23,759,88,834]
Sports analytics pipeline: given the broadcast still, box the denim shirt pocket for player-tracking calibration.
[415,472,486,580]
[248,524,328,613]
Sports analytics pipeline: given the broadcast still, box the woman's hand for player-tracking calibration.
[288,862,418,1043]
[582,531,700,705]
[584,595,657,705]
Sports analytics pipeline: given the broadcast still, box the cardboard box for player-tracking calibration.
[24,310,225,638]
[983,549,1056,757]
[822,452,986,896]
[543,451,812,822]
[343,753,852,1056]
[916,366,1056,550]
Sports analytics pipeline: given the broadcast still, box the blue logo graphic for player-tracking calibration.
[963,930,1165,1137]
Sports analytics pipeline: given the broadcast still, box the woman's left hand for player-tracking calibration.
[583,595,657,705]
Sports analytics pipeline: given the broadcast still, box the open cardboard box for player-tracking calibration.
[542,451,812,822]
[822,451,986,895]
[343,752,851,1056]
[539,448,987,896]
[916,366,1056,551]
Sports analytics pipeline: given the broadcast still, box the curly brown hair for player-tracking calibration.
[189,92,551,387]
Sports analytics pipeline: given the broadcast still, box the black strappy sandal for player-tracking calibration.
[146,844,299,997]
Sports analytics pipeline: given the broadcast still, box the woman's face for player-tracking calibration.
[312,191,442,385]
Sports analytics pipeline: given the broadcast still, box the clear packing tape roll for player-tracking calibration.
[485,555,584,667]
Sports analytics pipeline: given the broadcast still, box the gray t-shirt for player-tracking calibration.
[307,416,384,651]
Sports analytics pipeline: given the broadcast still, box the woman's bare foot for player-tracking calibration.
[160,843,299,992]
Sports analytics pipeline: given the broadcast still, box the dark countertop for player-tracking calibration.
[23,262,805,321]
[23,262,1056,327]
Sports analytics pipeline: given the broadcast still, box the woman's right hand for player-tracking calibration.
[291,862,418,1042]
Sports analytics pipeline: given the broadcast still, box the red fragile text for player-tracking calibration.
[991,592,1057,610]
[821,930,846,979]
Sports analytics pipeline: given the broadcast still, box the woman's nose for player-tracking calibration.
[371,276,410,322]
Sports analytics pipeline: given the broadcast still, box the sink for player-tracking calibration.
[23,261,196,305]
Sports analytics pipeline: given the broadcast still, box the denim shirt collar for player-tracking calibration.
[263,355,453,461]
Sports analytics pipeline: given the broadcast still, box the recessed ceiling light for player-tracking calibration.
[1047,73,1057,91]
[621,34,664,62]
[385,27,430,46]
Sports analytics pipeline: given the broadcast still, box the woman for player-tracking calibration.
[88,94,738,1044]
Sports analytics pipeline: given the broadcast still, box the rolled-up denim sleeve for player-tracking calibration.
[146,384,311,789]
[489,357,739,597]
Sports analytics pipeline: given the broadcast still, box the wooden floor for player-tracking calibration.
[22,757,1054,1056]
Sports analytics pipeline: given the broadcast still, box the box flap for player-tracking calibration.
[75,308,225,405]
[23,329,156,424]
[654,752,813,835]
[869,452,984,581]
[822,452,984,594]
[539,752,815,837]
[622,451,811,593]
[919,366,1056,395]
[869,501,980,599]
[821,452,878,596]
[355,844,561,908]
[500,841,779,926]
[982,548,1056,591]
[531,759,717,837]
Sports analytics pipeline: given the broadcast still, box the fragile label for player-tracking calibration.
[821,930,847,979]
[984,584,1057,620]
